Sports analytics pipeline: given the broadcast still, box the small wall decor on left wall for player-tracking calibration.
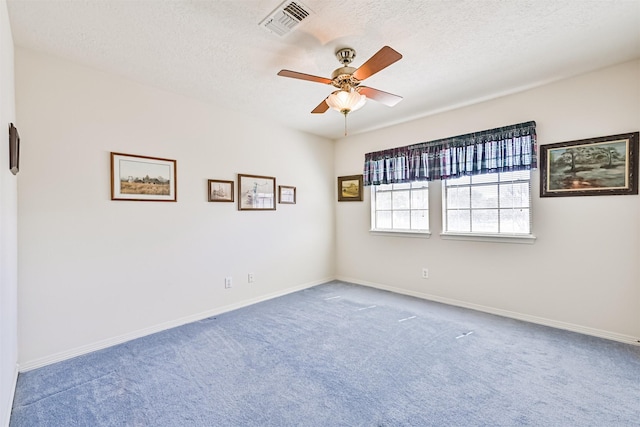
[278,185,296,204]
[110,152,177,201]
[238,174,276,210]
[208,179,234,202]
[9,123,19,175]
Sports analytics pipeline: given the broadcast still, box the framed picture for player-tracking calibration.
[208,179,234,202]
[110,152,177,201]
[8,123,19,175]
[338,174,363,201]
[540,132,639,197]
[279,185,296,204]
[238,174,276,210]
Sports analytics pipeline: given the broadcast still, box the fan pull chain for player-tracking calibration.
[344,113,348,136]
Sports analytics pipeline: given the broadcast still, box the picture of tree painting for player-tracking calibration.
[547,140,628,191]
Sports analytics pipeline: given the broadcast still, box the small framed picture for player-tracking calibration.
[337,174,363,201]
[208,179,234,202]
[540,132,639,197]
[111,152,177,201]
[238,174,276,210]
[279,186,296,204]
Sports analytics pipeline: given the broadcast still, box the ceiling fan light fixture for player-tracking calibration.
[326,89,366,136]
[326,90,366,115]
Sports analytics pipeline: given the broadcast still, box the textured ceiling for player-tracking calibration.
[7,0,640,140]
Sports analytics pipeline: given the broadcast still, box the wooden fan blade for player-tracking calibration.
[353,46,402,81]
[311,98,330,114]
[277,70,333,85]
[358,86,403,107]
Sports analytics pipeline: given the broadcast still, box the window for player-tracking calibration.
[371,182,429,233]
[443,170,531,235]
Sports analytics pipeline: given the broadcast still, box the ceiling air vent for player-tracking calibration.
[259,1,314,37]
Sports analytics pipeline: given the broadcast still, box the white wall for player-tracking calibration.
[15,48,336,368]
[335,60,640,343]
[0,0,18,424]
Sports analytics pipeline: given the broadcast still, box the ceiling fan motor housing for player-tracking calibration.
[331,66,360,89]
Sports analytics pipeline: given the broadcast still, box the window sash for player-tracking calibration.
[372,182,429,232]
[443,171,531,235]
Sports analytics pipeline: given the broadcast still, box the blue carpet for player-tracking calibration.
[10,281,640,426]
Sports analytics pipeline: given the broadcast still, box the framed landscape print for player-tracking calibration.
[208,179,234,202]
[238,174,276,210]
[337,175,363,201]
[540,132,639,197]
[279,186,296,204]
[111,152,177,201]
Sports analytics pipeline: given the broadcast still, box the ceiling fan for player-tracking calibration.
[277,46,403,134]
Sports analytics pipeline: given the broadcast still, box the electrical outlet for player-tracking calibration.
[422,268,429,279]
[248,273,255,283]
[225,277,232,288]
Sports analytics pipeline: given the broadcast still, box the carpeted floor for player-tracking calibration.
[10,281,640,426]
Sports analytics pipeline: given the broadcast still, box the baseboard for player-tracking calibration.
[20,275,636,372]
[3,363,18,427]
[19,277,334,372]
[337,276,640,346]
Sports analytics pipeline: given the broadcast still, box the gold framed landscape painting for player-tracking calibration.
[338,174,363,201]
[540,132,639,197]
[111,152,177,201]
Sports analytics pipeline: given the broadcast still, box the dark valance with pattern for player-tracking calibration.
[363,121,537,186]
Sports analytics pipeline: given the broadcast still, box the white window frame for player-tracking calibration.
[370,181,431,237]
[441,170,536,244]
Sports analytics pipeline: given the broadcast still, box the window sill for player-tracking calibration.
[440,232,536,244]
[370,230,432,238]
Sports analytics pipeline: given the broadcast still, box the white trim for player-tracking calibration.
[336,276,640,346]
[370,230,431,238]
[18,275,638,372]
[440,232,536,244]
[3,363,18,427]
[18,277,334,372]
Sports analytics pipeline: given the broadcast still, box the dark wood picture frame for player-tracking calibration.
[208,179,234,202]
[9,123,19,175]
[540,132,639,197]
[278,185,296,204]
[338,174,364,201]
[238,174,276,210]
[110,152,177,202]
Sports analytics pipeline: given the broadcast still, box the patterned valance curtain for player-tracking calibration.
[363,121,537,186]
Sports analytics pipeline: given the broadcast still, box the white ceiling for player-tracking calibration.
[6,0,640,140]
